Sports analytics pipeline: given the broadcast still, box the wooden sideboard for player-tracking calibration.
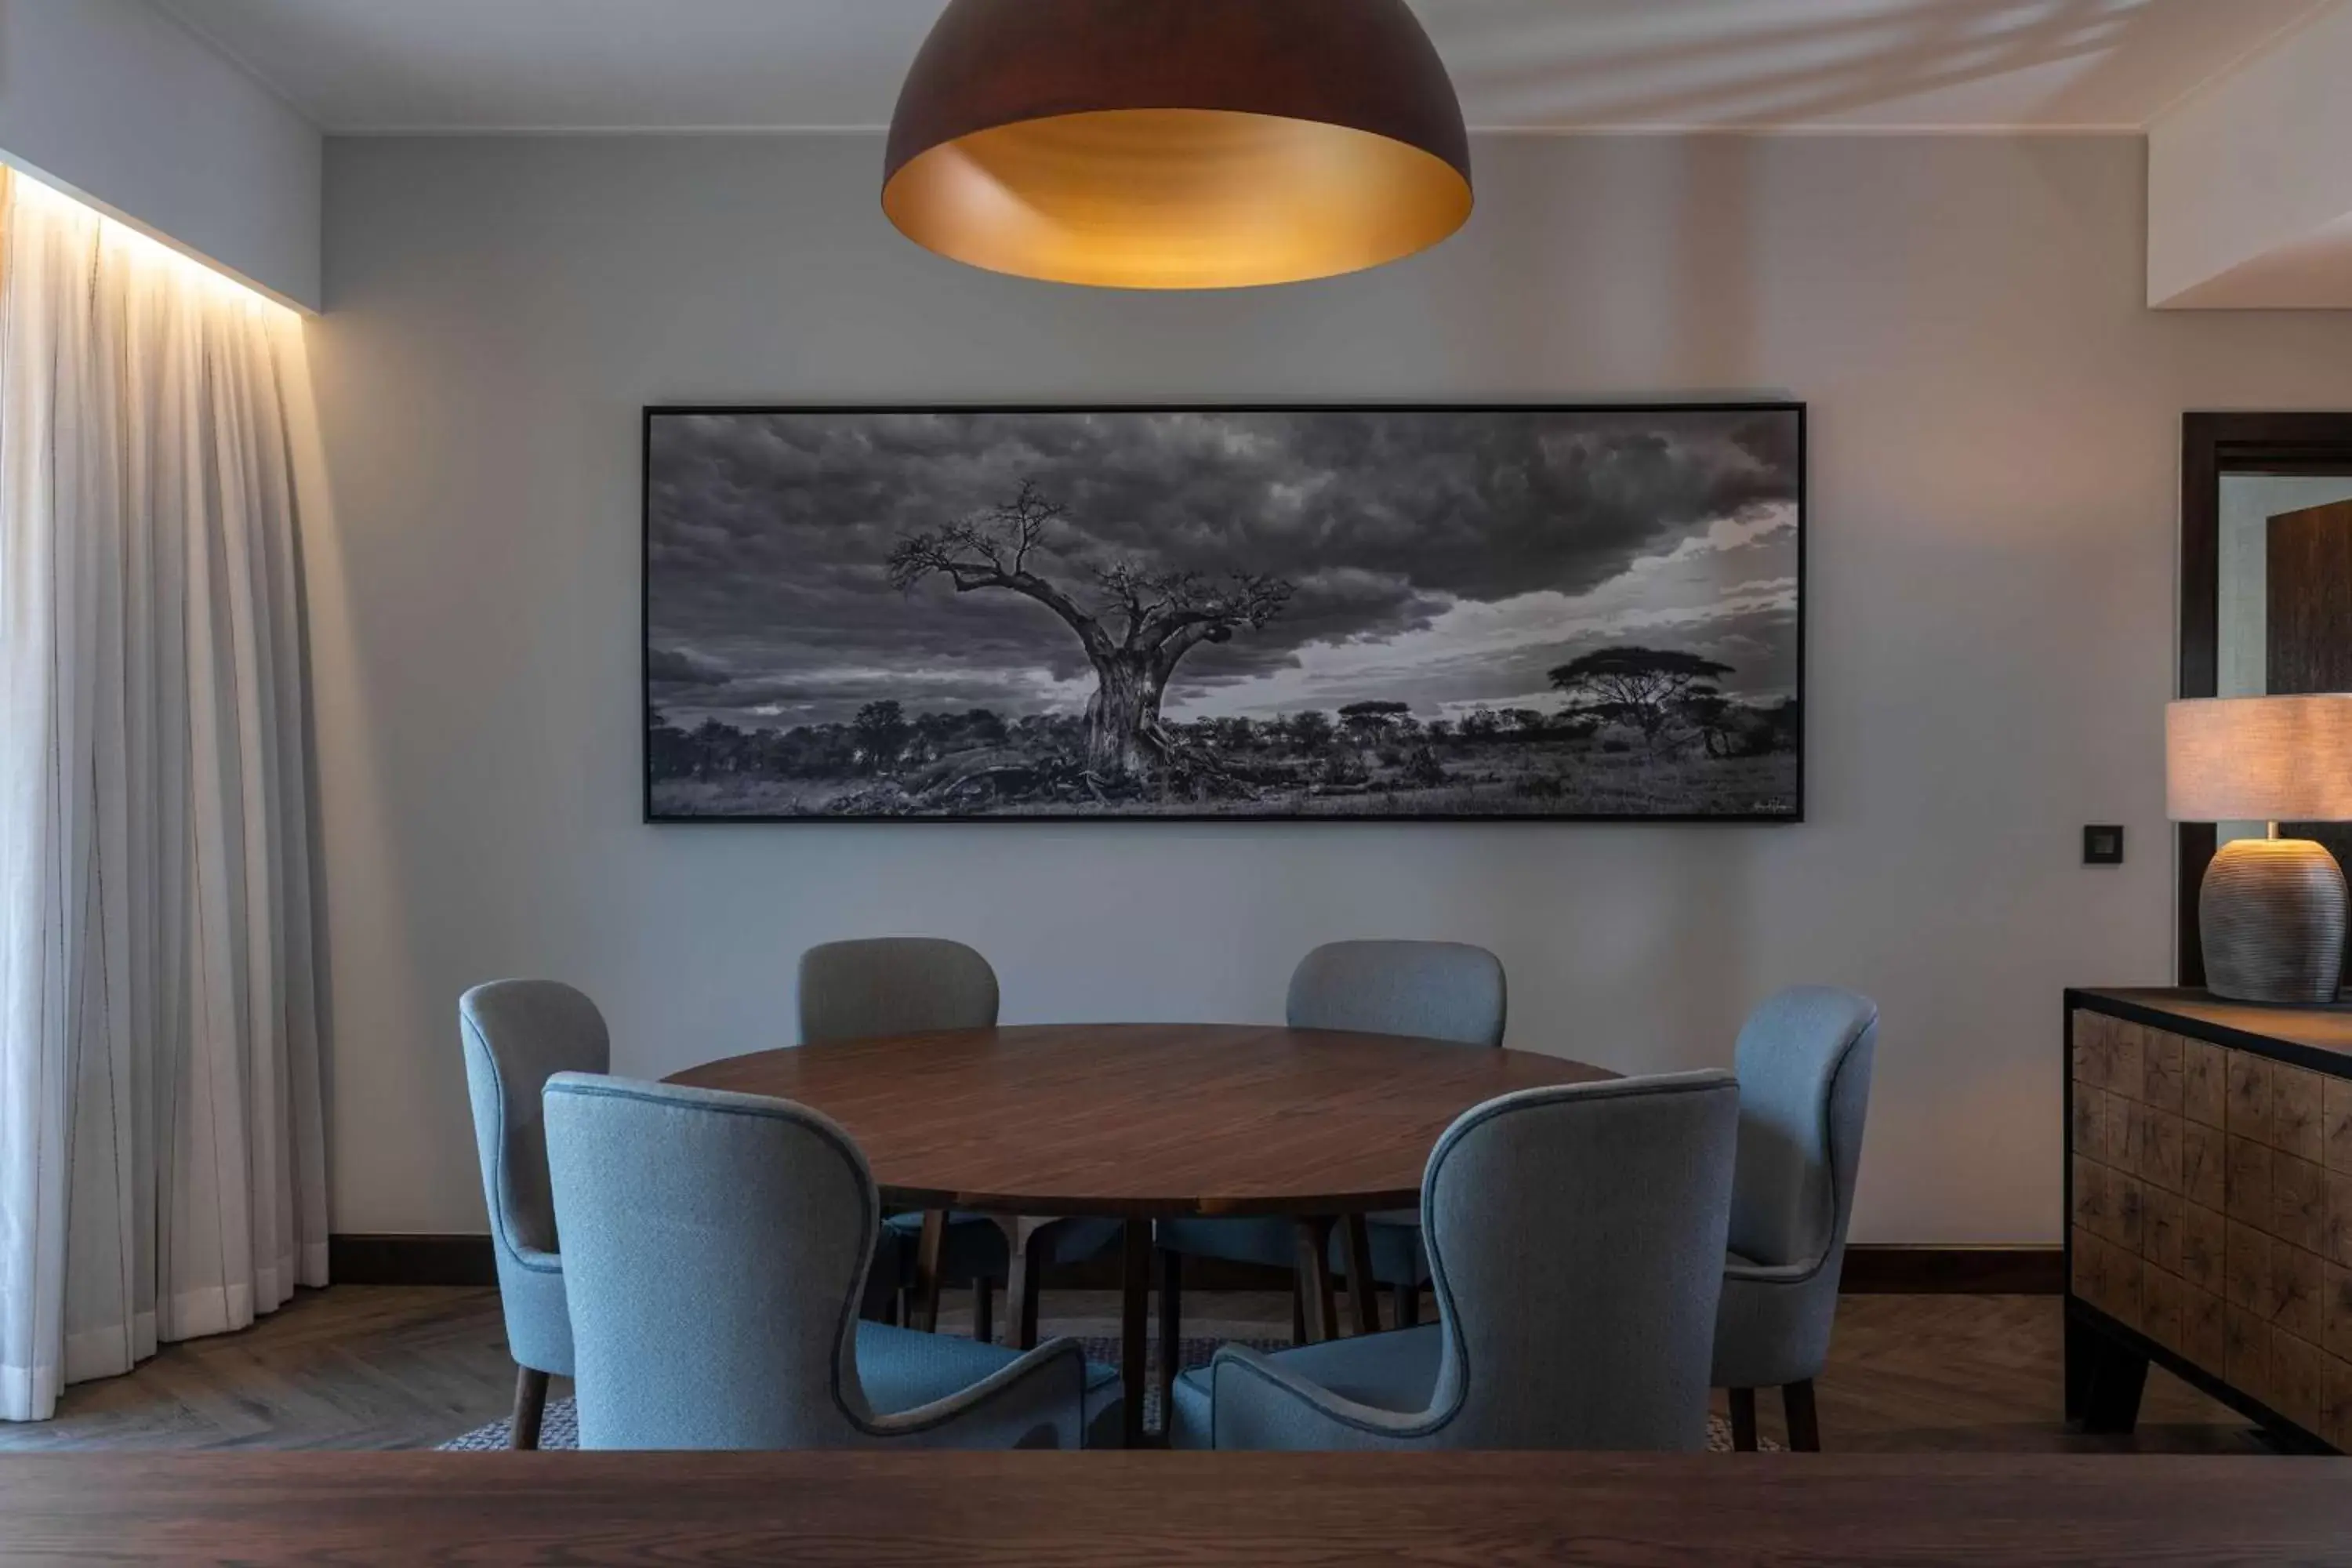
[2066,986,2352,1450]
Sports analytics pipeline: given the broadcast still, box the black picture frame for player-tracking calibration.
[642,401,1807,825]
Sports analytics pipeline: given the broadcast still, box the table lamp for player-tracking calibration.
[2168,695,2352,1005]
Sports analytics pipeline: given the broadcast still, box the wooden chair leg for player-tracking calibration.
[1341,1214,1380,1336]
[1290,1276,1308,1347]
[1157,1248,1182,1421]
[1782,1379,1821,1452]
[1006,1218,1047,1352]
[509,1367,549,1451]
[1392,1279,1420,1329]
[1726,1387,1759,1453]
[913,1210,946,1333]
[1292,1218,1339,1344]
[972,1277,994,1344]
[859,1239,901,1324]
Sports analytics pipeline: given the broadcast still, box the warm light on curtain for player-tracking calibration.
[0,169,326,1423]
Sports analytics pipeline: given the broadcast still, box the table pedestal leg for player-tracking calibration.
[1342,1214,1380,1336]
[1121,1218,1151,1448]
[1294,1218,1339,1343]
[1157,1248,1182,1425]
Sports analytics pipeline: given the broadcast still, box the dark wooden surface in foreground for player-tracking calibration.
[5,1450,2349,1564]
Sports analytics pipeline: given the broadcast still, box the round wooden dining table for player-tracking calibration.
[666,1023,1613,1446]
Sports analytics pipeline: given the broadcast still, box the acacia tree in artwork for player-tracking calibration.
[887,481,1295,783]
[1548,646,1734,756]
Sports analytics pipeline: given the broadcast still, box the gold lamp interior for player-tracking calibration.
[883,108,1474,290]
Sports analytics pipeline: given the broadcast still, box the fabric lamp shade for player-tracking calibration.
[2166,696,2352,823]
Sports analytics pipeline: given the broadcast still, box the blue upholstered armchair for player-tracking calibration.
[800,937,1120,1342]
[1170,1070,1739,1450]
[1711,985,1878,1451]
[544,1073,1122,1449]
[458,979,611,1449]
[1156,940,1505,1375]
[798,936,1001,1047]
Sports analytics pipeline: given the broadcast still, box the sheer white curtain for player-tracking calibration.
[0,170,327,1422]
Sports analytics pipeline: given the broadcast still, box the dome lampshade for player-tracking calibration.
[882,0,1473,290]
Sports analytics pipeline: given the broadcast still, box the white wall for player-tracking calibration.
[0,0,319,308]
[303,132,2352,1244]
[2148,1,2352,309]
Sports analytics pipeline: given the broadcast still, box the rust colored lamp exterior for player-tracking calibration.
[883,0,1473,289]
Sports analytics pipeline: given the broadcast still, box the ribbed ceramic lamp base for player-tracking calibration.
[2200,837,2348,1006]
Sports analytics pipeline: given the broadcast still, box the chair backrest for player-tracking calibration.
[459,980,612,1377]
[1421,1071,1739,1450]
[1726,986,1878,1271]
[798,937,999,1045]
[545,1074,887,1449]
[1286,940,1506,1047]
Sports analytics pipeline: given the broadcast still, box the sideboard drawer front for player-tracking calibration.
[2140,1264,2184,1353]
[2140,1029,2184,1113]
[2073,1010,2143,1096]
[2180,1122,2226,1210]
[2140,1185,2183,1274]
[2101,1090,2140,1170]
[2070,994,2352,1450]
[2325,1076,2352,1172]
[2274,1064,2326,1163]
[2183,1036,2227,1128]
[2071,1225,2140,1327]
[2324,1265,2352,1361]
[2183,1281,2227,1371]
[2140,1105,2183,1192]
[2274,1152,2326,1255]
[2072,1009,2113,1087]
[2272,1330,2327,1435]
[2274,1243,2324,1342]
[2181,1202,2226,1293]
[2229,1052,2273,1146]
[2227,1134,2273,1229]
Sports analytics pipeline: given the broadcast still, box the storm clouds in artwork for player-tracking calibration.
[648,407,1798,728]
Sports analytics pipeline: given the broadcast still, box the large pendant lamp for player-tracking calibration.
[882,0,1472,290]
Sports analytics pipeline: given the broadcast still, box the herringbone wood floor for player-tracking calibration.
[0,1287,2264,1453]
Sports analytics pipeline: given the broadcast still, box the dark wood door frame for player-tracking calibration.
[2178,412,2352,983]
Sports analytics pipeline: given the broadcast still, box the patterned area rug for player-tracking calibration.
[441,1334,1776,1451]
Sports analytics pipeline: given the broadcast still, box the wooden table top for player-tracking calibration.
[665,1023,1612,1217]
[9,1451,2351,1564]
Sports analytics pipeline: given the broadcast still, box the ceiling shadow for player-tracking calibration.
[1436,0,2321,128]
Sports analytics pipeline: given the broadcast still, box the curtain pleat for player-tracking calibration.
[0,171,325,1422]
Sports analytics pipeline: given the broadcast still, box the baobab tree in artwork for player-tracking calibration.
[887,481,1294,784]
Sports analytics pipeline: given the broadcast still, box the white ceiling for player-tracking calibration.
[155,0,2326,135]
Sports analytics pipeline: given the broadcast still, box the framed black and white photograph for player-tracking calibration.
[644,403,1803,822]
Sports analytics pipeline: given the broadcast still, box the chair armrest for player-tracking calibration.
[860,1338,1090,1450]
[1206,1345,1439,1451]
[501,1240,561,1276]
[1723,1255,1823,1286]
